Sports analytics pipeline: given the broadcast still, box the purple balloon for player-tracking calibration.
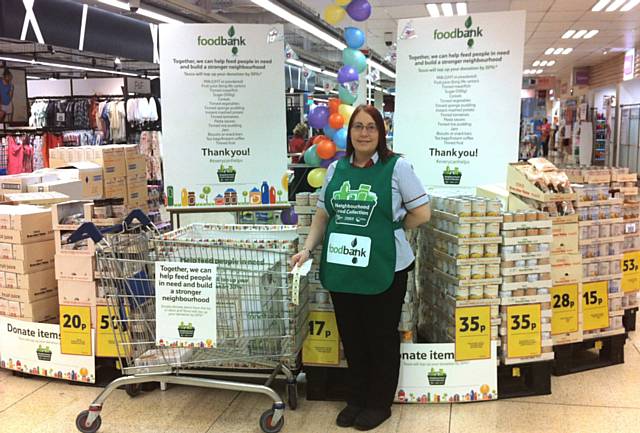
[338,65,359,84]
[281,207,298,225]
[308,105,329,129]
[320,158,334,168]
[335,151,346,159]
[346,0,372,22]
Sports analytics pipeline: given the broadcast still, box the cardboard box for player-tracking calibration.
[51,200,92,230]
[552,223,579,254]
[125,155,146,180]
[55,253,95,282]
[0,205,54,244]
[0,268,56,290]
[104,177,127,199]
[57,279,98,305]
[551,253,582,285]
[28,179,84,200]
[126,177,147,202]
[3,191,70,206]
[54,230,96,256]
[0,173,56,196]
[507,163,576,203]
[90,146,126,180]
[0,295,59,322]
[0,285,57,303]
[476,183,509,210]
[56,162,104,199]
[123,144,140,158]
[0,240,55,274]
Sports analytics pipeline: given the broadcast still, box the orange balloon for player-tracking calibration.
[328,113,344,129]
[317,139,337,159]
[328,98,341,114]
[313,135,329,144]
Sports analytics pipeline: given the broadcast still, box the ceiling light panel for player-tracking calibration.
[545,48,555,55]
[441,3,454,16]
[584,30,599,38]
[426,3,440,17]
[562,30,576,39]
[554,48,564,54]
[621,0,640,11]
[592,0,612,11]
[573,30,588,38]
[605,0,628,11]
[562,48,573,54]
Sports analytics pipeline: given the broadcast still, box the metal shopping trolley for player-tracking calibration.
[73,212,309,433]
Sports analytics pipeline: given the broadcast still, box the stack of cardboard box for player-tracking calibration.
[49,145,148,212]
[0,205,58,322]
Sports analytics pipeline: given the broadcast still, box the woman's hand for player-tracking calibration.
[291,249,311,269]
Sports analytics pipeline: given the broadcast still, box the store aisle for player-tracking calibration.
[1,327,639,433]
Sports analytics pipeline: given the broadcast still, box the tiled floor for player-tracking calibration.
[1,327,639,433]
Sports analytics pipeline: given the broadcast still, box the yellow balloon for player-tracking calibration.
[338,104,356,123]
[307,168,327,188]
[281,172,290,191]
[324,4,346,25]
[336,0,351,5]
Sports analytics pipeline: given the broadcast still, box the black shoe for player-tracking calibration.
[354,408,392,431]
[336,405,363,427]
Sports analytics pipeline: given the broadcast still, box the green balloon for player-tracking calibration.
[343,48,367,73]
[339,86,357,105]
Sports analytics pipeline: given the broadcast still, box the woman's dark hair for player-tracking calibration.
[346,104,393,162]
[3,69,12,78]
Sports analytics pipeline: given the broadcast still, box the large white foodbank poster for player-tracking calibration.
[394,11,525,188]
[160,24,288,208]
[395,342,498,403]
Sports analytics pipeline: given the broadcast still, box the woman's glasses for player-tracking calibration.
[351,123,378,133]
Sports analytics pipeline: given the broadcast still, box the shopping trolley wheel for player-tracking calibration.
[259,409,284,433]
[75,410,102,433]
[286,382,298,410]
[125,384,141,397]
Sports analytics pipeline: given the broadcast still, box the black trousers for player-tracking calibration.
[330,267,409,409]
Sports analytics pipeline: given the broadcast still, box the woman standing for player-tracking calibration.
[291,105,430,430]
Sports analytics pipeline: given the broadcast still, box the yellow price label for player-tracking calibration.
[96,305,130,358]
[622,251,640,294]
[60,305,92,356]
[302,311,340,365]
[582,281,609,331]
[455,306,491,361]
[506,304,541,359]
[551,284,579,335]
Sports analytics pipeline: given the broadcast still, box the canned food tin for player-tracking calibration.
[485,223,500,237]
[471,223,486,238]
[457,265,472,280]
[484,284,499,299]
[457,245,470,259]
[456,199,472,217]
[456,287,469,300]
[470,244,483,258]
[484,243,499,257]
[486,264,500,278]
[469,286,484,300]
[471,264,486,279]
[471,200,487,217]
[458,223,471,238]
[486,200,501,216]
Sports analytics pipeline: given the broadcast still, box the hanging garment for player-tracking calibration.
[7,136,24,174]
[32,135,44,170]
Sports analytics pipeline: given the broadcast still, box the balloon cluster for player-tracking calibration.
[305,0,372,189]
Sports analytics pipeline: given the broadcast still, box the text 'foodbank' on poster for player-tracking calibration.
[159,24,288,208]
[155,262,217,348]
[394,11,525,188]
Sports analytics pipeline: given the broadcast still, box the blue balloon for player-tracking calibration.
[334,128,348,150]
[344,27,365,49]
[304,144,322,166]
[339,87,357,105]
[324,126,337,139]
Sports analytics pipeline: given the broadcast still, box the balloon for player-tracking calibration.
[328,97,341,114]
[338,65,359,84]
[320,158,335,168]
[343,48,367,73]
[281,172,290,191]
[328,113,344,129]
[339,104,356,123]
[308,105,330,129]
[307,168,327,188]
[346,0,372,21]
[281,207,298,225]
[334,128,348,150]
[324,4,346,25]
[317,139,337,159]
[336,0,351,5]
[339,86,357,105]
[335,150,347,159]
[313,135,329,144]
[304,144,322,166]
[324,126,337,139]
[344,27,365,49]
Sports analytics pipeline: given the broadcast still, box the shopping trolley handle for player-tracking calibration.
[68,222,122,244]
[124,209,153,229]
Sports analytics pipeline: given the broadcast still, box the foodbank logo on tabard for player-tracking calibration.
[197,26,246,55]
[331,181,378,227]
[433,16,483,48]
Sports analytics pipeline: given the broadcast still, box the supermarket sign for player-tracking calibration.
[0,317,95,383]
[395,342,497,403]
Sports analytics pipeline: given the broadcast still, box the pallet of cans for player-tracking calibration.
[574,184,626,338]
[498,210,554,364]
[420,196,503,347]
